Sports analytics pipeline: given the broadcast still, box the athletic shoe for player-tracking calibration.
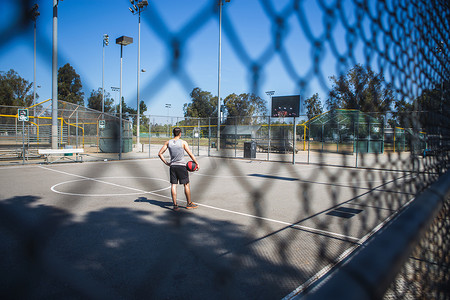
[186,202,198,209]
[173,205,180,211]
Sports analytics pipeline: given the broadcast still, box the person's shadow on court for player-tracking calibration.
[134,196,173,210]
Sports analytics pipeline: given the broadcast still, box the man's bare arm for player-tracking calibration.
[158,141,170,166]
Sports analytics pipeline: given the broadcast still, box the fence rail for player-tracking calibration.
[0,110,436,167]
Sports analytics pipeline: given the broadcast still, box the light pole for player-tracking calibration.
[111,86,120,115]
[165,103,171,116]
[165,103,171,137]
[265,91,274,160]
[102,34,109,114]
[30,4,40,123]
[265,90,275,112]
[51,0,61,149]
[116,36,133,160]
[217,0,231,151]
[129,0,149,148]
[165,103,171,118]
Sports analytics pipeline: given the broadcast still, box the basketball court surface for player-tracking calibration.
[0,156,415,299]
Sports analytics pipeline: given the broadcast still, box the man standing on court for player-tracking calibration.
[158,127,199,211]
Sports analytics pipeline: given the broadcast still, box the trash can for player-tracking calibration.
[244,141,256,158]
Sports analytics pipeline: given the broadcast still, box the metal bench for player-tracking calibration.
[38,148,84,164]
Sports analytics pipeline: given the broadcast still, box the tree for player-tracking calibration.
[0,69,34,107]
[223,93,267,125]
[0,70,35,119]
[87,88,115,113]
[412,85,448,135]
[305,93,323,120]
[183,87,217,119]
[115,98,148,132]
[389,99,414,128]
[326,64,394,115]
[58,63,84,106]
[138,100,149,132]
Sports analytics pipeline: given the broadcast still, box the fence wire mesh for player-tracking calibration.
[1,0,449,299]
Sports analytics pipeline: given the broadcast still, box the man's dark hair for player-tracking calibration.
[173,127,182,137]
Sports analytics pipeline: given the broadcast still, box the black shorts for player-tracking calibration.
[170,165,189,184]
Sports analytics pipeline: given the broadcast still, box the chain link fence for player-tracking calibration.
[1,0,449,299]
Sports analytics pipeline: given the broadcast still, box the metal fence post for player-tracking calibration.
[293,117,296,164]
[208,117,211,157]
[26,123,30,161]
[308,124,310,164]
[235,117,237,158]
[76,110,79,148]
[355,111,360,168]
[197,118,200,156]
[321,122,324,151]
[22,120,25,165]
[268,116,271,161]
[148,118,151,158]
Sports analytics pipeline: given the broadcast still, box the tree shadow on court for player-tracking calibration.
[0,194,317,299]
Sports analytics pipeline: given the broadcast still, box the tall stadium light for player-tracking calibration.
[116,36,133,160]
[129,0,149,149]
[265,91,275,160]
[30,4,40,121]
[217,0,230,151]
[102,34,109,114]
[165,103,171,137]
[265,90,275,108]
[165,103,171,115]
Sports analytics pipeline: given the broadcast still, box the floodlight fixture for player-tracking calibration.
[103,34,109,46]
[30,4,40,21]
[129,0,149,15]
[116,36,133,46]
[137,0,149,8]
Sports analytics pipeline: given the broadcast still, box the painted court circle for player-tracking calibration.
[51,176,171,197]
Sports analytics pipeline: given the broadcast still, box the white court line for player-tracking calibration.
[40,166,171,198]
[51,177,170,197]
[197,202,360,243]
[40,165,360,243]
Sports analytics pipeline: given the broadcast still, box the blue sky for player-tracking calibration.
[0,0,366,118]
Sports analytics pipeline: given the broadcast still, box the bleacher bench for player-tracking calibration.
[38,148,84,164]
